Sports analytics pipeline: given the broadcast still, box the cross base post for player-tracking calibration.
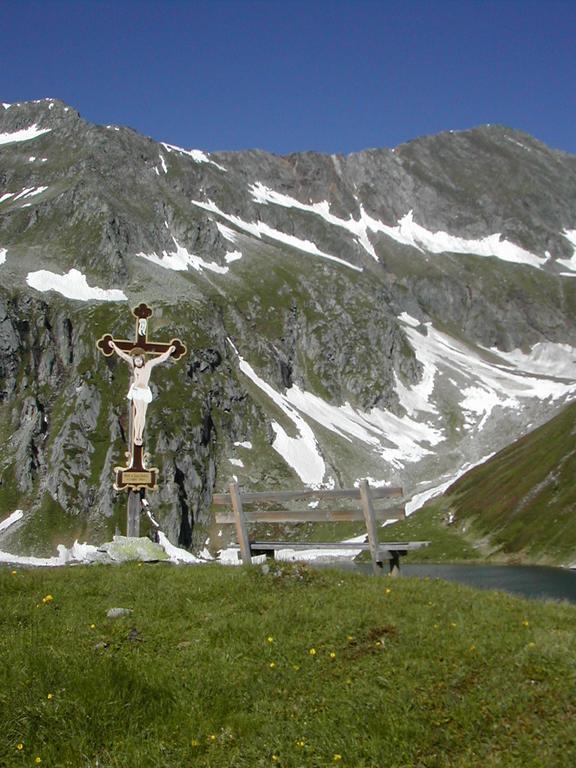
[127,490,141,538]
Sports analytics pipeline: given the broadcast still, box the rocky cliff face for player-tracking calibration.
[1,98,576,554]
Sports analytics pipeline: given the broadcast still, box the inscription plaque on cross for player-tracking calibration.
[96,303,186,534]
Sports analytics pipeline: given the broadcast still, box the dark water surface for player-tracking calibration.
[327,562,576,604]
[402,563,576,604]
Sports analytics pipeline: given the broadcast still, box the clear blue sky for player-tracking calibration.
[1,0,575,155]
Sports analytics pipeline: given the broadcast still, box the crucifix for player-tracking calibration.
[97,303,186,536]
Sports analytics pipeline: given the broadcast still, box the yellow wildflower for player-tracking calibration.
[191,739,200,747]
[90,624,96,629]
[267,635,274,643]
[272,756,280,763]
[42,595,54,604]
[385,588,392,594]
[522,620,530,627]
[308,648,316,656]
[333,755,343,762]
[329,651,336,659]
[296,739,305,748]
[16,743,24,751]
[269,661,276,669]
[47,693,53,700]
[11,570,17,575]
[35,758,42,765]
[208,734,217,743]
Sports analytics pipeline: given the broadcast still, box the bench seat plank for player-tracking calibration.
[235,540,430,551]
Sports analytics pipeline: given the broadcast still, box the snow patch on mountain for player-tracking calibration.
[137,237,229,274]
[387,210,546,268]
[229,316,575,485]
[0,510,23,533]
[14,186,48,200]
[505,136,532,151]
[398,317,576,432]
[217,223,241,243]
[395,363,437,417]
[487,342,576,379]
[0,124,52,145]
[460,386,506,430]
[160,143,227,171]
[405,452,496,515]
[1,187,48,205]
[285,385,444,468]
[229,339,326,486]
[0,249,6,266]
[230,339,444,479]
[192,199,363,272]
[250,182,379,260]
[556,230,576,272]
[249,182,551,270]
[26,269,127,302]
[225,250,242,263]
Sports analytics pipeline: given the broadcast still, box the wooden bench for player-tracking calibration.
[212,480,429,575]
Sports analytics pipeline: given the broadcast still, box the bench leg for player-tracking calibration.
[389,551,401,577]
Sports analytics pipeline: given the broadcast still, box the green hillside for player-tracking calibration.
[429,401,576,565]
[2,562,576,767]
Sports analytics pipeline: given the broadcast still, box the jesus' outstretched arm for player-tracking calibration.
[148,345,176,368]
[110,340,134,365]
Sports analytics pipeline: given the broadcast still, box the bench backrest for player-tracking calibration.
[212,480,405,572]
[213,486,404,522]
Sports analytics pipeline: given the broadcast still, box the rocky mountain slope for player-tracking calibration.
[1,98,576,555]
[429,400,576,566]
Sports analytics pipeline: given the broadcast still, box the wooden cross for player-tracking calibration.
[96,303,187,494]
[97,303,187,361]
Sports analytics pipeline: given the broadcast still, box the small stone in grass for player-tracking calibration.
[106,607,133,619]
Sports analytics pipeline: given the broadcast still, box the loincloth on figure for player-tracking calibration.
[127,384,153,404]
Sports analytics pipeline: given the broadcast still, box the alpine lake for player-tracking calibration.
[318,561,576,604]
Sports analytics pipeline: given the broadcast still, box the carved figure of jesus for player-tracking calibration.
[109,341,176,446]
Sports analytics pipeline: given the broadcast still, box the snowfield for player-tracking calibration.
[249,182,576,274]
[26,269,127,302]
[160,142,227,172]
[137,236,229,274]
[191,199,364,272]
[0,124,52,145]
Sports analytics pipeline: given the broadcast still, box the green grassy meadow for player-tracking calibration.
[2,562,576,767]
[427,401,576,565]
